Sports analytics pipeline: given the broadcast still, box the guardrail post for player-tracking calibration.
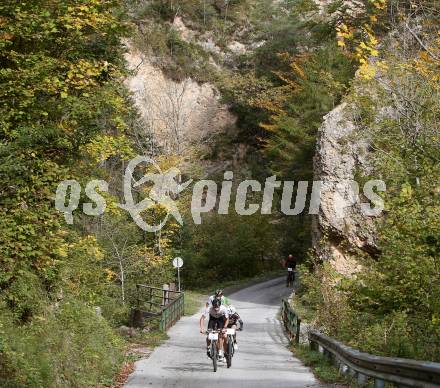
[295,318,301,344]
[357,372,367,385]
[374,379,385,388]
[339,363,348,375]
[347,367,356,377]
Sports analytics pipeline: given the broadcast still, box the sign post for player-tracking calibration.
[172,257,184,292]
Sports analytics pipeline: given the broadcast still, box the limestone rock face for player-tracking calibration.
[124,43,236,156]
[312,103,378,275]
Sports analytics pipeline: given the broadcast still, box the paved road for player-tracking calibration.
[125,277,324,388]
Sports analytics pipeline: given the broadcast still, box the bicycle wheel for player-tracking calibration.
[226,336,233,368]
[211,340,217,372]
[287,272,293,287]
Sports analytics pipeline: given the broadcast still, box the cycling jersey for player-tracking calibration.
[227,312,243,329]
[203,305,229,331]
[203,305,229,319]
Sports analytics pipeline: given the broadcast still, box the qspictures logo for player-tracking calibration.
[55,155,386,232]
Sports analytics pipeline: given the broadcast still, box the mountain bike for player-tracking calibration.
[206,329,221,372]
[286,268,295,287]
[225,327,236,368]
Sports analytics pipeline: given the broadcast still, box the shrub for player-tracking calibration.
[0,300,125,387]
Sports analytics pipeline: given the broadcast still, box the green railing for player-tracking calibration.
[160,292,185,332]
[281,299,301,344]
[130,284,185,332]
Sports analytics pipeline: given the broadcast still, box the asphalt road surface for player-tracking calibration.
[125,277,325,388]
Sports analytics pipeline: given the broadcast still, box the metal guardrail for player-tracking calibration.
[281,299,301,344]
[280,301,440,387]
[309,330,440,388]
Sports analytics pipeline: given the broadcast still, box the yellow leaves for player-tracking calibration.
[101,192,123,217]
[55,243,69,259]
[65,59,108,91]
[59,2,116,33]
[273,70,301,90]
[418,51,434,63]
[253,98,286,115]
[376,60,389,71]
[336,23,355,49]
[104,268,116,281]
[400,183,413,199]
[290,61,306,79]
[259,122,279,133]
[337,24,354,39]
[69,235,104,262]
[154,154,184,172]
[371,0,387,10]
[410,39,440,89]
[354,27,380,66]
[369,34,379,47]
[358,63,377,80]
[335,0,385,69]
[83,134,135,163]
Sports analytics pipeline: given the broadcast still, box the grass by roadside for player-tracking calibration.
[110,322,169,387]
[184,290,206,315]
[292,345,353,386]
[292,344,394,388]
[286,293,374,387]
[289,290,316,324]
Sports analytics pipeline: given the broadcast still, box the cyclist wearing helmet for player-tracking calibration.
[200,298,229,360]
[206,289,230,308]
[226,305,243,350]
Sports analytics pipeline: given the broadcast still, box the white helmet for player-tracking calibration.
[228,305,236,315]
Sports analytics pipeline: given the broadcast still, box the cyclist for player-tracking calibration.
[206,289,230,308]
[285,254,297,287]
[226,305,243,350]
[200,298,229,361]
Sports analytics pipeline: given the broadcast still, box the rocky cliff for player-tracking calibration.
[124,42,236,157]
[312,103,378,275]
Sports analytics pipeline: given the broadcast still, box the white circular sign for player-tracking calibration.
[173,257,183,268]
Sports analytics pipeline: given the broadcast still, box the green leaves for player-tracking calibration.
[0,0,130,326]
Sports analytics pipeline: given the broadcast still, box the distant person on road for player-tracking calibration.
[285,254,297,287]
[226,305,243,351]
[206,289,230,308]
[200,298,229,361]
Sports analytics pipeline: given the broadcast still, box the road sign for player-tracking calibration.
[173,257,183,268]
[173,257,183,292]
